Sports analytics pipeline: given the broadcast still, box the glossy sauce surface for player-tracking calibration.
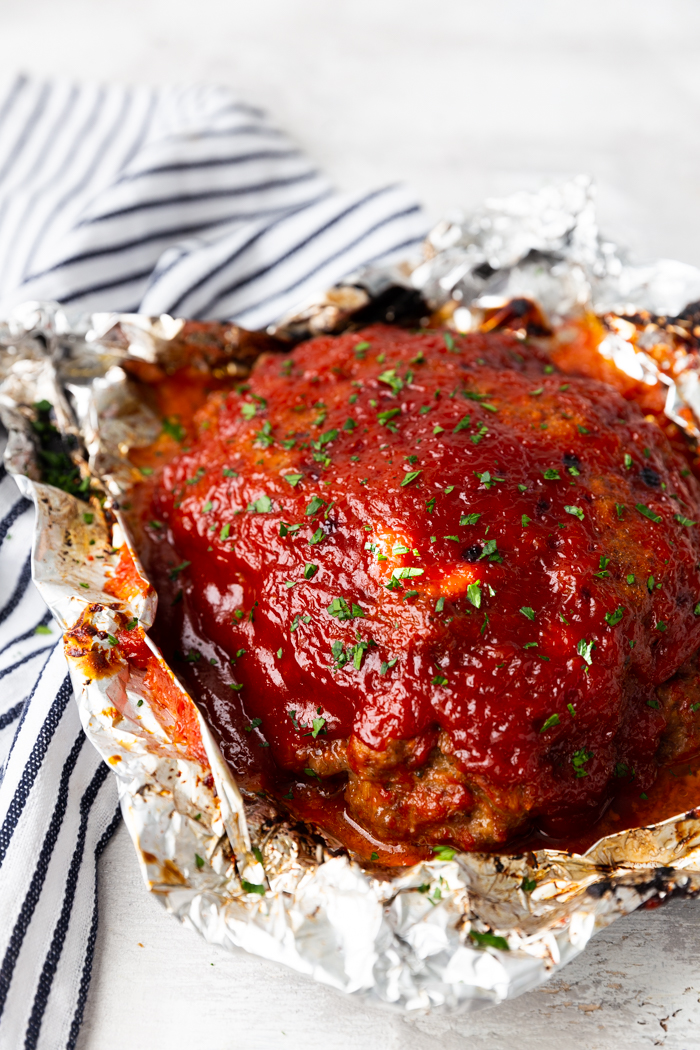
[129,323,700,857]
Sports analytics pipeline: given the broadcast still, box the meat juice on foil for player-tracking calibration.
[3,178,700,1013]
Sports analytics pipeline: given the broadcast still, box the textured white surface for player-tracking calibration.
[2,0,700,1045]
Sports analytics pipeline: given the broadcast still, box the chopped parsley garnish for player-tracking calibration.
[474,471,504,489]
[460,512,481,526]
[453,414,471,433]
[125,618,138,631]
[568,465,581,476]
[624,453,633,469]
[284,473,303,487]
[305,496,326,516]
[309,528,325,544]
[343,418,356,431]
[656,621,668,631]
[521,877,537,893]
[520,606,535,620]
[327,597,365,620]
[354,341,370,357]
[391,566,424,580]
[378,369,404,395]
[577,639,595,665]
[636,503,662,523]
[317,428,338,446]
[223,467,238,477]
[605,607,625,626]
[675,514,696,527]
[627,574,635,584]
[443,332,455,351]
[303,563,318,580]
[469,930,509,951]
[594,555,611,578]
[241,402,257,420]
[311,716,326,738]
[220,523,231,540]
[432,674,448,686]
[521,514,532,527]
[540,714,560,732]
[83,512,94,525]
[425,497,436,514]
[466,581,482,608]
[168,560,191,579]
[401,470,422,487]
[378,407,401,426]
[564,505,584,520]
[279,522,301,537]
[572,748,593,777]
[435,597,445,612]
[542,468,561,480]
[247,495,272,513]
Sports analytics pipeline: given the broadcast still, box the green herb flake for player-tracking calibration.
[309,527,325,545]
[241,880,266,895]
[469,930,509,951]
[220,523,230,541]
[401,470,422,487]
[605,606,625,626]
[378,407,401,426]
[577,639,595,665]
[572,748,593,777]
[435,597,445,613]
[540,713,560,733]
[521,514,532,527]
[391,566,425,580]
[656,621,668,632]
[467,581,482,609]
[520,606,535,620]
[284,473,303,487]
[675,514,696,527]
[564,505,584,520]
[521,877,537,893]
[636,503,662,523]
[34,625,52,635]
[453,415,471,433]
[195,854,205,870]
[460,512,481,526]
[627,574,636,585]
[168,560,191,580]
[305,496,327,516]
[542,468,561,480]
[624,453,633,469]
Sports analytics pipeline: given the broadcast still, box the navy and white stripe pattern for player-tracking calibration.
[0,75,427,321]
[0,76,427,1049]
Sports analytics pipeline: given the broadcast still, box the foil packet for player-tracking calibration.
[3,178,700,1014]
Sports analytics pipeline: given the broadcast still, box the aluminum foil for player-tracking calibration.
[4,178,700,1014]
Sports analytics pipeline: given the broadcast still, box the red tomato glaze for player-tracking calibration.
[143,324,700,854]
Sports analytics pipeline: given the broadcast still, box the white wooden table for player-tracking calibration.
[3,0,700,1045]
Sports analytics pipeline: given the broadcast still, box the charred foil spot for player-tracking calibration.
[462,544,482,563]
[640,465,661,487]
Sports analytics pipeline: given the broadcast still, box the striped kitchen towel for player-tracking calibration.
[0,74,428,1050]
